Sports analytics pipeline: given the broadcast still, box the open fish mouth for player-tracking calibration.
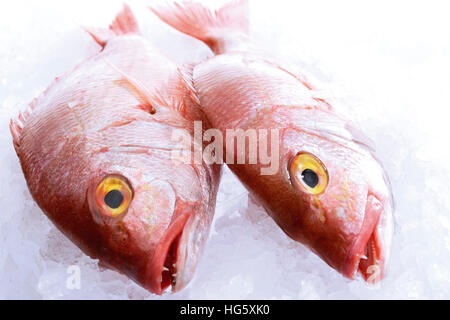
[357,227,383,283]
[343,194,389,284]
[145,208,192,294]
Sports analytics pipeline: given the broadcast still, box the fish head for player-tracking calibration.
[275,121,394,283]
[81,140,214,294]
[18,111,215,295]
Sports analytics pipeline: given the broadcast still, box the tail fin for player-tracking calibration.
[84,4,140,47]
[150,0,248,55]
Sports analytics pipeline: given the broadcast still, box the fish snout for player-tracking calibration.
[342,193,393,284]
[144,203,196,294]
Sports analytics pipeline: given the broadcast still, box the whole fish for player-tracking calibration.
[151,0,394,283]
[10,5,221,294]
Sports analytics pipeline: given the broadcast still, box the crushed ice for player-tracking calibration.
[1,0,449,299]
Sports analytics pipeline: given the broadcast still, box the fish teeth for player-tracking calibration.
[171,274,177,286]
[162,266,169,271]
[360,255,368,260]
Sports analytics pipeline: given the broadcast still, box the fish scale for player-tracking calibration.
[151,0,394,283]
[10,4,222,295]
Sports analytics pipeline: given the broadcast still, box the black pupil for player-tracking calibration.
[104,190,124,209]
[301,169,319,188]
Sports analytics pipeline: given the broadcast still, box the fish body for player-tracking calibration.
[10,5,221,294]
[151,0,394,283]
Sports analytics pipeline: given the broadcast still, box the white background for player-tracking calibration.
[0,0,449,299]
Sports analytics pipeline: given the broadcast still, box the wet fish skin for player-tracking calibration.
[10,5,221,294]
[151,0,394,283]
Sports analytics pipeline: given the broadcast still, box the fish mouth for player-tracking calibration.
[145,208,192,294]
[342,193,391,284]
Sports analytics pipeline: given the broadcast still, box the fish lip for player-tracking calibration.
[342,193,386,283]
[144,207,192,295]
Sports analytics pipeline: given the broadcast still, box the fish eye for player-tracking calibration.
[289,152,328,195]
[95,176,133,217]
[104,189,124,209]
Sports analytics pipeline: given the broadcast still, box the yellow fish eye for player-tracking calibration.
[95,176,133,217]
[289,152,329,195]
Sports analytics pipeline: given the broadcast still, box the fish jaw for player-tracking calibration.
[342,193,393,283]
[144,205,194,294]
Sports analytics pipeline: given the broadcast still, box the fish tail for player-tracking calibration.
[150,0,249,55]
[109,3,140,36]
[84,4,140,47]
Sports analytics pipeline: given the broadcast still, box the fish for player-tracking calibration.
[10,4,221,294]
[151,0,394,283]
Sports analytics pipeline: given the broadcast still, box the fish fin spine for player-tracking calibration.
[10,118,22,152]
[83,27,115,47]
[10,103,35,153]
[178,63,201,108]
[84,4,140,47]
[150,0,248,54]
[101,55,186,114]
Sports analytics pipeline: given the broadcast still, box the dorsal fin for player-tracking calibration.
[9,79,57,153]
[10,109,31,153]
[84,4,140,48]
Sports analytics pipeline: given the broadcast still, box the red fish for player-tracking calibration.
[151,0,394,283]
[10,5,221,294]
